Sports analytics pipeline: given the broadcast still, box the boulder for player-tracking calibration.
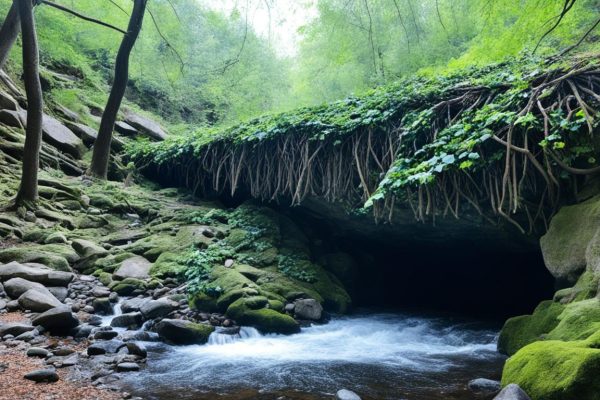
[116,362,140,372]
[92,297,113,315]
[115,121,138,136]
[42,114,86,158]
[140,299,175,320]
[0,323,34,337]
[120,297,148,313]
[0,90,19,111]
[154,319,214,345]
[336,389,361,400]
[31,305,79,334]
[87,340,124,355]
[493,384,531,400]
[3,277,49,299]
[0,109,25,128]
[64,122,97,145]
[294,298,323,320]
[226,297,300,334]
[111,312,143,329]
[118,342,147,358]
[18,289,62,312]
[47,287,69,302]
[55,105,80,122]
[0,261,74,286]
[113,256,151,280]
[24,369,59,383]
[71,239,108,258]
[124,111,167,141]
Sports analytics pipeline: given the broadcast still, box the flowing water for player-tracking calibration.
[118,311,505,400]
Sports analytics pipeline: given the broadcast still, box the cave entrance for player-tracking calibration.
[283,206,556,321]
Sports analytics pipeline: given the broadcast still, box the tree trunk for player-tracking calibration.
[0,1,21,70]
[14,0,43,207]
[88,0,147,179]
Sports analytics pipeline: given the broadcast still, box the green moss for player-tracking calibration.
[0,245,72,271]
[151,251,187,278]
[94,270,113,287]
[190,292,218,312]
[554,271,599,304]
[498,300,565,356]
[547,299,600,342]
[109,277,147,295]
[93,252,136,274]
[226,297,300,334]
[502,340,600,400]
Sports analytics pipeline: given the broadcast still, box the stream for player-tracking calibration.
[114,310,506,400]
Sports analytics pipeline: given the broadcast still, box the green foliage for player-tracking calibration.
[182,245,232,297]
[277,254,317,283]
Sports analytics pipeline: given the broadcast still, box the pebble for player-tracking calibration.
[116,362,140,372]
[26,347,50,358]
[336,389,361,400]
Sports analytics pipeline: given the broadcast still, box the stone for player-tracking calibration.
[154,319,215,345]
[336,389,361,400]
[56,105,80,121]
[124,111,167,141]
[71,239,108,258]
[115,121,138,136]
[111,312,143,329]
[119,342,147,358]
[93,330,119,340]
[0,299,5,310]
[493,384,531,400]
[120,297,147,313]
[31,305,79,334]
[64,122,97,145]
[87,340,124,356]
[24,369,59,383]
[0,90,19,111]
[18,289,62,312]
[15,330,38,341]
[0,261,74,286]
[27,347,50,358]
[42,114,86,158]
[113,256,151,280]
[92,297,113,315]
[0,109,25,128]
[224,259,234,268]
[294,298,323,320]
[47,287,69,302]
[139,299,175,320]
[0,323,34,337]
[469,378,502,394]
[3,277,50,299]
[116,362,140,372]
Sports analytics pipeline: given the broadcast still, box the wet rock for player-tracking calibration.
[73,324,94,338]
[336,389,361,400]
[120,298,147,314]
[121,331,159,342]
[0,299,6,311]
[155,319,214,345]
[124,111,167,141]
[113,256,151,280]
[0,323,34,337]
[27,347,50,358]
[93,298,113,315]
[469,378,502,395]
[93,330,119,341]
[111,312,143,329]
[294,299,323,321]
[118,342,147,358]
[0,262,74,286]
[87,340,125,356]
[92,287,111,298]
[18,289,62,312]
[140,299,175,320]
[31,305,80,334]
[493,384,531,400]
[116,362,140,372]
[24,369,59,383]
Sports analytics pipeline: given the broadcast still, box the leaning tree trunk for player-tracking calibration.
[14,0,43,206]
[88,0,147,179]
[0,1,21,70]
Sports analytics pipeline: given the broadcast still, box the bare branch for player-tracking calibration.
[40,0,127,35]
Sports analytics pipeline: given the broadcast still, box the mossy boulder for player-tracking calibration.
[540,195,600,283]
[502,340,600,400]
[554,271,598,304]
[546,299,600,342]
[226,296,300,334]
[0,245,77,271]
[155,319,214,345]
[109,277,147,295]
[151,251,186,278]
[498,300,565,356]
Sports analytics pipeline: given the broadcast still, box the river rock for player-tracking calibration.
[47,287,68,302]
[336,389,361,400]
[469,378,502,394]
[92,297,113,315]
[3,277,49,299]
[113,256,151,280]
[140,299,175,319]
[18,289,62,312]
[124,111,167,141]
[111,312,143,329]
[121,297,147,313]
[493,384,531,400]
[93,329,119,340]
[0,299,6,310]
[116,362,140,372]
[31,305,80,334]
[24,369,59,383]
[294,299,323,320]
[42,114,86,158]
[0,262,74,286]
[27,347,50,358]
[119,342,147,358]
[87,340,124,356]
[0,323,34,337]
[71,239,108,258]
[155,319,215,345]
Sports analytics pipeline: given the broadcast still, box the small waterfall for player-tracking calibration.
[208,327,262,345]
[100,298,125,327]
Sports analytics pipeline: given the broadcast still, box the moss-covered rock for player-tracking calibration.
[0,244,78,271]
[155,319,215,345]
[151,251,186,278]
[554,271,598,304]
[546,299,600,342]
[498,300,565,356]
[226,296,300,334]
[502,340,600,400]
[109,277,147,295]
